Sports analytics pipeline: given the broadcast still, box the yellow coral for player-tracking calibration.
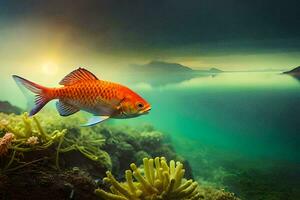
[95,157,201,200]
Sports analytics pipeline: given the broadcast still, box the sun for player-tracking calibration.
[42,62,58,75]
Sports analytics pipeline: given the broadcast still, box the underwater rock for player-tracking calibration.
[0,167,98,200]
[102,125,194,180]
[138,130,164,152]
[0,101,23,114]
[198,187,240,200]
[134,150,151,165]
[59,149,112,178]
[223,166,300,200]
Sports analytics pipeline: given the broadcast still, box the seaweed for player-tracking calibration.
[0,112,66,172]
[0,112,109,173]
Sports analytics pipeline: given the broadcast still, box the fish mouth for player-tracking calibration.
[142,106,151,115]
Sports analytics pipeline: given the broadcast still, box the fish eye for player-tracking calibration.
[137,102,144,109]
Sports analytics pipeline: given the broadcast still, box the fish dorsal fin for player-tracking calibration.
[56,101,79,116]
[59,68,99,86]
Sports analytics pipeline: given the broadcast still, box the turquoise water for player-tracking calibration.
[120,71,300,198]
[124,72,300,162]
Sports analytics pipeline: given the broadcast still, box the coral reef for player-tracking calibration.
[95,157,201,200]
[0,112,192,193]
[0,110,240,200]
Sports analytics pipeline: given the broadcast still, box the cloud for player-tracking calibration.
[133,82,153,91]
[159,72,298,90]
[1,0,300,72]
[1,0,300,56]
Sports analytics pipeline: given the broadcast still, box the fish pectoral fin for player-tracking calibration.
[81,116,110,127]
[56,101,79,116]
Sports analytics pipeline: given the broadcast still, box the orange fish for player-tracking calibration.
[13,68,151,126]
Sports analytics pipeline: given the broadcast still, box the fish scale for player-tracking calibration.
[56,81,118,108]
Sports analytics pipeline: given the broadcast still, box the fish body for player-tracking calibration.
[13,68,151,126]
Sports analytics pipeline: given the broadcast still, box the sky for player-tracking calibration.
[0,0,300,77]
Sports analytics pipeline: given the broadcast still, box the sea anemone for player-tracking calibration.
[0,132,14,156]
[95,157,201,200]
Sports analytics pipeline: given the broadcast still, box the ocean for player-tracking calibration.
[1,70,299,199]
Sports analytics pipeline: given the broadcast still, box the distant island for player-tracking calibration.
[0,100,23,114]
[129,61,223,74]
[197,67,223,73]
[283,66,300,75]
[121,61,223,86]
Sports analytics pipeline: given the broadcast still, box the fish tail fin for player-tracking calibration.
[12,75,53,116]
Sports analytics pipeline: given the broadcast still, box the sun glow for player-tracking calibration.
[41,62,58,76]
